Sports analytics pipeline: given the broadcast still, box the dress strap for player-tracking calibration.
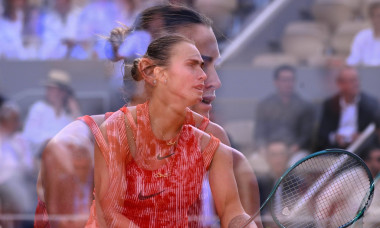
[77,115,110,164]
[202,134,220,171]
[105,112,114,120]
[199,116,210,131]
[119,106,137,139]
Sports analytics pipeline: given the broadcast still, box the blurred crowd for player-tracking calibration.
[247,65,380,227]
[0,69,81,227]
[0,0,380,227]
[0,0,268,60]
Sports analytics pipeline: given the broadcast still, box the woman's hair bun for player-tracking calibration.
[130,58,143,81]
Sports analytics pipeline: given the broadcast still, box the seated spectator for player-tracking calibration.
[39,0,81,59]
[346,1,380,66]
[72,0,142,59]
[254,65,314,152]
[257,139,300,227]
[317,67,380,152]
[0,0,28,59]
[23,70,81,157]
[0,102,35,227]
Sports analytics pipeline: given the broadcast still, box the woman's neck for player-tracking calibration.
[148,96,187,140]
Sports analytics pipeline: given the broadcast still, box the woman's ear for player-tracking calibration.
[153,66,167,84]
[139,58,157,86]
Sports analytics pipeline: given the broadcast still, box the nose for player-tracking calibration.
[204,67,221,90]
[199,69,207,81]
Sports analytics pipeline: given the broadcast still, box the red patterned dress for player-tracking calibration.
[85,102,220,227]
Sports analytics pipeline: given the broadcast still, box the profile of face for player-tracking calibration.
[46,86,67,107]
[370,5,380,31]
[275,69,295,97]
[0,110,20,135]
[337,68,360,98]
[266,142,290,178]
[157,41,207,107]
[176,25,221,118]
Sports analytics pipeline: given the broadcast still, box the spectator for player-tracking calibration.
[72,0,142,59]
[254,65,314,152]
[0,102,35,227]
[0,0,28,59]
[23,70,81,157]
[317,67,380,152]
[346,1,380,66]
[257,139,302,228]
[39,0,81,59]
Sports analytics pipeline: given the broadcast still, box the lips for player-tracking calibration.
[201,95,215,105]
[194,84,204,91]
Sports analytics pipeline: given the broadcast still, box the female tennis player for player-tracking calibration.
[35,5,261,228]
[85,35,257,227]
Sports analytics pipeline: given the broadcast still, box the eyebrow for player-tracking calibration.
[201,55,213,62]
[188,58,204,65]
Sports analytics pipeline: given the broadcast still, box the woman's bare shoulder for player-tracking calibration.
[188,110,230,145]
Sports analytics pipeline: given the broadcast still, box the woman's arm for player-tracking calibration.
[208,141,257,228]
[94,123,138,228]
[41,120,94,228]
[205,122,263,228]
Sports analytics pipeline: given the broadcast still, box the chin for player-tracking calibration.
[191,102,211,118]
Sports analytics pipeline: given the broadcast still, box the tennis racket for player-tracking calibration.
[241,149,374,228]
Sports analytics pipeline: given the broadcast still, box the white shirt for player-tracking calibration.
[39,8,81,59]
[23,101,74,156]
[347,29,380,66]
[74,1,136,59]
[0,11,27,60]
[336,97,359,143]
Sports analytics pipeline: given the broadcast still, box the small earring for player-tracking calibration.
[153,80,157,85]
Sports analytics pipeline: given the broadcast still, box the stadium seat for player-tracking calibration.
[281,22,328,63]
[283,21,330,42]
[194,0,238,37]
[330,20,371,56]
[223,119,255,155]
[306,54,346,67]
[312,0,356,31]
[252,53,298,67]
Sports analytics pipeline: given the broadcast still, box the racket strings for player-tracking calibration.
[271,153,371,228]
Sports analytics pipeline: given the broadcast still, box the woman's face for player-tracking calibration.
[46,86,67,107]
[159,41,206,107]
[176,25,221,117]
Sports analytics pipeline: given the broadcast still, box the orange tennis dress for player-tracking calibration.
[85,102,220,227]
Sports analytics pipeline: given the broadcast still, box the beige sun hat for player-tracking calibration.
[44,69,72,90]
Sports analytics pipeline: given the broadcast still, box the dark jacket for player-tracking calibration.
[317,92,380,151]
